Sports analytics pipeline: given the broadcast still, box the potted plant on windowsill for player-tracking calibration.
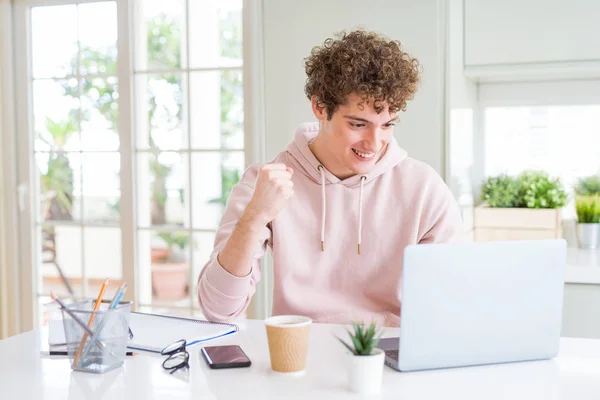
[151,232,192,301]
[574,175,600,249]
[575,195,600,249]
[337,322,384,395]
[474,170,568,241]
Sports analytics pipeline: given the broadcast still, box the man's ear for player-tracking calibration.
[311,96,328,121]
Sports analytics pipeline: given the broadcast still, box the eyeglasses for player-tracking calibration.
[161,339,189,374]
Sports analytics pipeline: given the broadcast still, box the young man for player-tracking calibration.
[197,29,465,326]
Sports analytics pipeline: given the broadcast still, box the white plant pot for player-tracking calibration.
[577,223,600,249]
[347,348,385,395]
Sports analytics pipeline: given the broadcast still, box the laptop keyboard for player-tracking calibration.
[385,349,399,361]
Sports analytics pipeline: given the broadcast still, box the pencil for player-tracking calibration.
[73,278,109,367]
[49,291,106,350]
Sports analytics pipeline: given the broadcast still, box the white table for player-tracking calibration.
[2,319,600,399]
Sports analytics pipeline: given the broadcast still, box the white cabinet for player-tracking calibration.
[463,0,600,81]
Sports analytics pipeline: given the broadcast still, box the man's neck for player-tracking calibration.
[308,135,353,180]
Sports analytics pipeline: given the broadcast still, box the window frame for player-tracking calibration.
[0,0,22,337]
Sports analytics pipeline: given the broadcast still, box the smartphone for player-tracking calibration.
[201,345,251,369]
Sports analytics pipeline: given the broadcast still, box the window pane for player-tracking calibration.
[136,0,185,71]
[37,152,81,223]
[189,0,242,68]
[38,226,123,299]
[33,79,80,152]
[39,225,82,298]
[81,77,119,151]
[136,73,187,151]
[139,229,192,306]
[137,152,190,227]
[83,227,123,296]
[78,1,118,75]
[192,231,216,289]
[485,105,600,188]
[31,5,77,78]
[189,70,243,149]
[82,153,120,223]
[191,152,244,229]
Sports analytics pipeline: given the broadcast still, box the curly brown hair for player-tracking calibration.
[304,29,421,119]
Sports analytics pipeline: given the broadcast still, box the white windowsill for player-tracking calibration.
[565,247,600,284]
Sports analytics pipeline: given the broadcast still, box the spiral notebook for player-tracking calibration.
[126,312,239,353]
[49,312,238,353]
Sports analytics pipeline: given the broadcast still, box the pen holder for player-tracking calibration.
[61,299,132,374]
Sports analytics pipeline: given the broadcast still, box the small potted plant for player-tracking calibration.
[151,232,192,301]
[337,322,384,395]
[575,195,600,249]
[475,170,567,241]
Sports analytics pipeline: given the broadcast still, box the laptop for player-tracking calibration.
[379,239,566,372]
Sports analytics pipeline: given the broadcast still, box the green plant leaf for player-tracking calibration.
[340,322,384,356]
[350,333,364,355]
[576,195,600,223]
[337,337,357,355]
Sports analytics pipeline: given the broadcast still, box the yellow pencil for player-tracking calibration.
[72,278,109,367]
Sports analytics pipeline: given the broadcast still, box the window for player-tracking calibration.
[479,81,600,220]
[14,0,245,326]
[484,105,600,189]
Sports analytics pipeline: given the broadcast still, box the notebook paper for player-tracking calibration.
[48,312,238,353]
[127,312,238,353]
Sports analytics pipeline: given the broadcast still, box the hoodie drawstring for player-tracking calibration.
[318,165,367,255]
[358,176,366,254]
[318,165,326,251]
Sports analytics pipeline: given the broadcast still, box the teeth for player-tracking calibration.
[352,149,375,159]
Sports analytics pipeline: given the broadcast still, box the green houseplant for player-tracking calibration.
[475,170,567,242]
[575,195,600,249]
[518,170,567,209]
[481,174,521,208]
[481,171,567,209]
[338,322,385,395]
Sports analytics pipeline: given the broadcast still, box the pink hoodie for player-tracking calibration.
[197,122,466,326]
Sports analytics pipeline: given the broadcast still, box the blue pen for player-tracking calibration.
[112,284,134,339]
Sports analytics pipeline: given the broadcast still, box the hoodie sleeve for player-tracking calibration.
[418,175,469,244]
[197,165,271,322]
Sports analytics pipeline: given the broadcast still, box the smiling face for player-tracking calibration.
[309,94,398,180]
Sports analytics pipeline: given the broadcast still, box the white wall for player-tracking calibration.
[448,0,477,110]
[262,0,447,174]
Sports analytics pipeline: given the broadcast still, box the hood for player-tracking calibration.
[285,122,408,254]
